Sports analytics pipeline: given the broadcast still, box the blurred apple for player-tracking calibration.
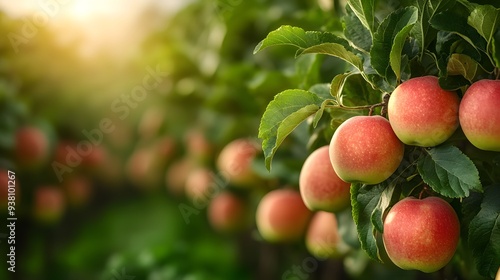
[256,188,312,242]
[34,186,65,224]
[217,138,261,187]
[165,158,194,196]
[208,191,248,233]
[185,167,215,202]
[63,175,93,207]
[15,126,50,168]
[186,129,213,164]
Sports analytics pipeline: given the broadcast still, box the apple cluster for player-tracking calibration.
[296,75,500,273]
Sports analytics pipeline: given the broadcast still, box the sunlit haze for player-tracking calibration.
[0,0,187,58]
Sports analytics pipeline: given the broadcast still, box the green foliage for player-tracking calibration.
[468,185,500,278]
[256,0,500,277]
[417,145,482,198]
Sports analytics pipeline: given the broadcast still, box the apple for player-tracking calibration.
[165,158,194,196]
[382,196,460,273]
[496,266,500,280]
[0,170,13,209]
[305,211,346,259]
[299,146,351,212]
[15,126,49,168]
[186,129,213,164]
[256,188,312,243]
[459,79,500,151]
[184,167,215,202]
[34,186,65,223]
[63,175,92,207]
[329,115,404,185]
[217,138,261,187]
[207,192,247,233]
[388,76,460,147]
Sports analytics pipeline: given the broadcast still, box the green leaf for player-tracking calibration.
[308,83,336,128]
[492,29,500,68]
[253,25,351,57]
[351,183,391,262]
[309,83,333,101]
[417,145,482,198]
[343,5,372,52]
[371,183,400,233]
[446,53,479,82]
[468,5,500,52]
[347,0,378,34]
[468,185,500,278]
[340,74,383,108]
[430,3,487,52]
[302,43,363,71]
[258,90,323,170]
[330,72,354,100]
[412,0,455,58]
[370,7,418,81]
[295,54,322,89]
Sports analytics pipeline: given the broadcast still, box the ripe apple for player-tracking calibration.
[305,211,347,259]
[15,126,50,168]
[63,175,92,207]
[217,138,261,187]
[207,192,247,233]
[184,167,215,202]
[459,79,500,151]
[329,116,404,185]
[299,146,350,212]
[256,188,312,243]
[388,76,460,147]
[382,196,460,273]
[34,186,65,223]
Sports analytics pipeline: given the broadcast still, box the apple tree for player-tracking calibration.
[254,0,500,278]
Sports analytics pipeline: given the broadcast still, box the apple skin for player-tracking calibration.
[388,76,460,147]
[305,211,345,259]
[329,115,404,185]
[299,146,351,212]
[208,192,247,233]
[15,126,50,168]
[217,138,261,187]
[256,189,312,243]
[459,79,500,151]
[382,196,460,273]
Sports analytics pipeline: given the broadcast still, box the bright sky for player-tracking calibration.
[0,0,189,58]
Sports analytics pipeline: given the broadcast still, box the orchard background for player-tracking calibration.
[0,0,499,279]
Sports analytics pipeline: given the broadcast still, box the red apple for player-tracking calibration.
[305,211,347,259]
[15,126,49,168]
[34,186,65,223]
[382,196,460,273]
[256,188,312,242]
[63,175,92,207]
[217,138,261,187]
[207,192,247,233]
[388,76,460,147]
[459,79,500,151]
[299,146,351,212]
[329,116,404,185]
